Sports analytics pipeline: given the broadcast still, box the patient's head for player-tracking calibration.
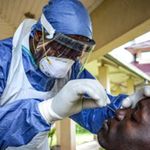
[98,97,150,150]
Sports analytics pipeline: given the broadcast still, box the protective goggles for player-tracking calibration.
[35,14,95,60]
[53,32,96,53]
[34,31,96,63]
[33,14,96,78]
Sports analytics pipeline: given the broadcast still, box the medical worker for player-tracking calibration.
[0,0,150,149]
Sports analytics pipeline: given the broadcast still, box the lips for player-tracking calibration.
[101,120,109,132]
[97,121,110,148]
[101,119,112,133]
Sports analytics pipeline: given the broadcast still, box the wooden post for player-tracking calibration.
[56,119,76,150]
[55,121,61,145]
[98,64,110,91]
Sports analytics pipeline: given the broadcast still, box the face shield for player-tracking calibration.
[33,30,95,76]
[32,14,96,77]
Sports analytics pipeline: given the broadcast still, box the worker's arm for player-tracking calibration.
[38,79,111,123]
[70,94,127,134]
[0,78,111,149]
[0,38,13,97]
[70,63,127,133]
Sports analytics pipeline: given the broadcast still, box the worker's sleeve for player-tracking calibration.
[71,94,127,134]
[0,99,50,149]
[70,62,127,134]
[0,38,13,96]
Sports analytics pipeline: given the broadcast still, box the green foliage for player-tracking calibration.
[48,128,56,138]
[48,128,56,148]
[76,124,90,134]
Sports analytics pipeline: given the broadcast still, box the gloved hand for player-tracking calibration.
[122,85,150,108]
[38,79,110,123]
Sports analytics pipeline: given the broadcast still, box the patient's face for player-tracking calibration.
[98,98,150,150]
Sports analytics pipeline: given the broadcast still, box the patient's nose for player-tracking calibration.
[115,109,129,121]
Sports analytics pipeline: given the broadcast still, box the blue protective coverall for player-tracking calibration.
[0,34,126,149]
[0,0,127,149]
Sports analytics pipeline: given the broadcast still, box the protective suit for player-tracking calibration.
[0,0,148,149]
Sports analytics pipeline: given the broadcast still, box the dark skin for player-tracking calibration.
[98,97,150,150]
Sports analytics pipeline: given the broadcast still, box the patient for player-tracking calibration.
[97,97,150,150]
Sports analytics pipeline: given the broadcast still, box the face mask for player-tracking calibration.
[39,56,74,78]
